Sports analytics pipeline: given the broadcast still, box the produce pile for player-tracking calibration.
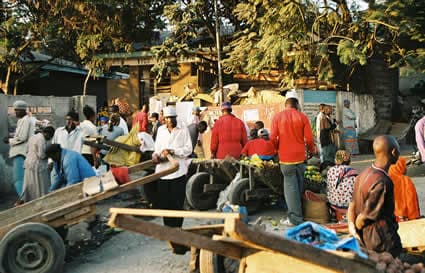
[304,165,327,193]
[366,250,425,273]
[239,154,279,169]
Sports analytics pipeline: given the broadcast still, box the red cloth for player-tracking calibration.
[270,108,315,163]
[389,157,420,221]
[241,138,276,157]
[133,111,148,132]
[111,167,130,185]
[210,114,247,159]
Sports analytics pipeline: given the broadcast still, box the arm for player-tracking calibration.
[9,118,31,146]
[49,165,65,191]
[210,122,219,158]
[303,116,316,155]
[173,128,193,158]
[355,181,386,230]
[269,115,279,149]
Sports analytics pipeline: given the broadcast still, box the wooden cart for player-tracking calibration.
[186,157,283,212]
[0,158,178,273]
[108,209,379,273]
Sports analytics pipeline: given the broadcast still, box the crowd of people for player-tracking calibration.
[3,94,424,259]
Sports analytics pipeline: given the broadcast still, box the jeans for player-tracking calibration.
[322,144,337,165]
[280,163,306,225]
[13,155,25,196]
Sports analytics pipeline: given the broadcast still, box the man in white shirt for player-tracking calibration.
[52,111,83,153]
[79,105,97,165]
[3,100,35,195]
[151,106,192,228]
[109,105,129,135]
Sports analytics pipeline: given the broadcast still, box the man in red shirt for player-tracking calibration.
[270,97,316,226]
[241,128,276,160]
[210,102,248,159]
[133,104,148,132]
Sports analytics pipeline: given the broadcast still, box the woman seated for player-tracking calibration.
[389,157,420,221]
[241,128,276,160]
[326,150,358,209]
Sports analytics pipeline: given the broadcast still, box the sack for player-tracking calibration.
[104,125,141,166]
[303,191,329,224]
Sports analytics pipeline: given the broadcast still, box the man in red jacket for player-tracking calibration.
[210,102,248,159]
[270,97,316,226]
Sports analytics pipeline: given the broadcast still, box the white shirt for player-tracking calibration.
[154,125,192,180]
[315,112,323,143]
[343,107,356,128]
[52,127,83,153]
[9,115,35,158]
[119,117,129,135]
[137,132,155,152]
[79,120,97,154]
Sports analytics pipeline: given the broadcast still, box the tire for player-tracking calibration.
[186,172,219,210]
[199,249,239,273]
[0,222,65,273]
[228,178,262,213]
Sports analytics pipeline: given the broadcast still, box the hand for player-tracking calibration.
[3,136,9,144]
[14,199,24,207]
[160,149,170,158]
[152,154,160,164]
[48,162,54,172]
[348,222,361,241]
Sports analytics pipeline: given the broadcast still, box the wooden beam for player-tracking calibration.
[398,218,425,248]
[109,208,240,221]
[112,214,242,259]
[127,160,154,173]
[224,218,378,273]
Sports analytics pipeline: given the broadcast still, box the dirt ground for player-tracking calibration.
[1,149,424,273]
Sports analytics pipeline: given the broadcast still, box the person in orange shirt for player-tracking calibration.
[388,157,420,221]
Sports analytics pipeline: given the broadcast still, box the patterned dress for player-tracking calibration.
[326,165,357,208]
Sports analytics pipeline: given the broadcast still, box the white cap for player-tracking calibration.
[163,106,177,117]
[258,128,269,137]
[286,90,298,100]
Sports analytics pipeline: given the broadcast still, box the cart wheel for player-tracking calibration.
[199,249,239,273]
[228,178,262,213]
[186,172,218,210]
[0,222,65,273]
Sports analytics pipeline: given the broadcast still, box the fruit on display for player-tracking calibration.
[240,154,278,169]
[304,165,322,182]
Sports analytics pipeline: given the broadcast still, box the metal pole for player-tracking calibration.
[214,0,223,104]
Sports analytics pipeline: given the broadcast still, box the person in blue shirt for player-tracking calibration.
[46,144,96,191]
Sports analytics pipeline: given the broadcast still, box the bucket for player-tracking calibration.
[303,191,330,224]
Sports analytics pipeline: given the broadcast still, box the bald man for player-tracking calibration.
[347,135,402,257]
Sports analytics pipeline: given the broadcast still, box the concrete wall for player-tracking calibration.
[0,94,96,156]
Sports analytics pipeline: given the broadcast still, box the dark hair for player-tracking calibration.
[249,128,258,139]
[109,114,121,132]
[109,105,119,113]
[150,112,159,120]
[255,121,264,129]
[198,120,207,132]
[67,111,79,121]
[285,98,299,108]
[45,144,61,156]
[42,126,55,137]
[83,105,95,119]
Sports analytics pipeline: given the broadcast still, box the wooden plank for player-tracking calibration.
[241,250,340,273]
[40,162,179,222]
[398,218,425,248]
[0,183,84,227]
[224,218,378,273]
[127,160,154,173]
[102,138,141,152]
[48,208,97,227]
[112,214,242,259]
[109,208,240,221]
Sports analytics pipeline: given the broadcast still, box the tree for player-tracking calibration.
[0,0,172,95]
[222,0,425,89]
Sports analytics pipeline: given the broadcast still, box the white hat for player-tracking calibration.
[285,90,298,100]
[13,100,28,110]
[258,128,269,137]
[163,106,177,117]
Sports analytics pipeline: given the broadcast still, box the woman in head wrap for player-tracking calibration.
[326,150,358,209]
[389,157,420,221]
[342,99,359,155]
